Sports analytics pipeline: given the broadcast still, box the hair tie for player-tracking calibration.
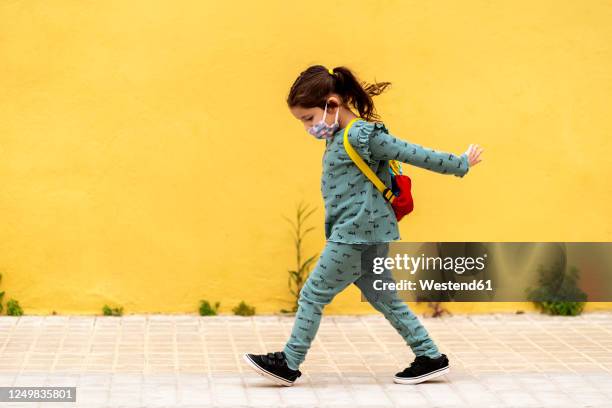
[328,67,336,76]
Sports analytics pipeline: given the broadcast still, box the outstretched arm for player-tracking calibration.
[369,130,471,177]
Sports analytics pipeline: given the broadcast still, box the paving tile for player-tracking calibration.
[0,313,611,407]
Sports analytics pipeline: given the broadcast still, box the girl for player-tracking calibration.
[243,65,483,386]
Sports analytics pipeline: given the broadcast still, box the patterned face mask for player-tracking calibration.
[307,102,340,140]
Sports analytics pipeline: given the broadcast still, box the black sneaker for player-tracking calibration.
[394,354,450,384]
[243,351,302,386]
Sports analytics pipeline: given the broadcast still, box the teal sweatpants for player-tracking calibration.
[283,241,441,370]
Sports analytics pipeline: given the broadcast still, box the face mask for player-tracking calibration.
[307,102,340,140]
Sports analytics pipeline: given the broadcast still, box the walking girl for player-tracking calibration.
[243,65,484,386]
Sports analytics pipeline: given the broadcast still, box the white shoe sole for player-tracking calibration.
[242,353,296,387]
[393,365,450,384]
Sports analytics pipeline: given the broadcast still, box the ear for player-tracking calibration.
[326,95,342,110]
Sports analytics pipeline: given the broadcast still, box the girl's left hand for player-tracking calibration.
[465,144,484,167]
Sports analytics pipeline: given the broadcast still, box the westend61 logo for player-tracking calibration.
[371,253,492,293]
[364,242,612,302]
[372,253,488,275]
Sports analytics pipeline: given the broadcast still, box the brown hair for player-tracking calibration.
[286,65,391,122]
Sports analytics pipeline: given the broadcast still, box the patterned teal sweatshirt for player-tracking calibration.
[322,120,469,243]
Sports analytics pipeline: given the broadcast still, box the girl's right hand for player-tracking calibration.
[465,144,484,167]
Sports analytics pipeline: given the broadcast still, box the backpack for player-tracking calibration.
[343,118,414,221]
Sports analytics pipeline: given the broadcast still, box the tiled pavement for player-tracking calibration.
[0,312,611,407]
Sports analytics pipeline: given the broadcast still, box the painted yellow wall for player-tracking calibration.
[1,1,611,315]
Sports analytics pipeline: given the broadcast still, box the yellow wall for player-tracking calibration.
[1,1,611,315]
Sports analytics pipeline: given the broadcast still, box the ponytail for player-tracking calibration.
[332,66,390,121]
[287,65,391,122]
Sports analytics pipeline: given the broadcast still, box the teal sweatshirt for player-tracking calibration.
[321,119,469,243]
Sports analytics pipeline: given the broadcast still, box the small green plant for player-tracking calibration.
[6,299,23,316]
[1,273,23,315]
[199,300,220,316]
[527,262,587,316]
[102,304,123,316]
[536,300,585,316]
[233,301,255,316]
[281,201,318,314]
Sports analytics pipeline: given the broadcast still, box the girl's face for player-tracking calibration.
[290,97,341,131]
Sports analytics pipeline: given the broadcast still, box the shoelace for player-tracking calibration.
[262,351,286,367]
[403,356,431,373]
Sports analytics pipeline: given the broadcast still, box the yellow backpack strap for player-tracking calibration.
[343,118,396,203]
